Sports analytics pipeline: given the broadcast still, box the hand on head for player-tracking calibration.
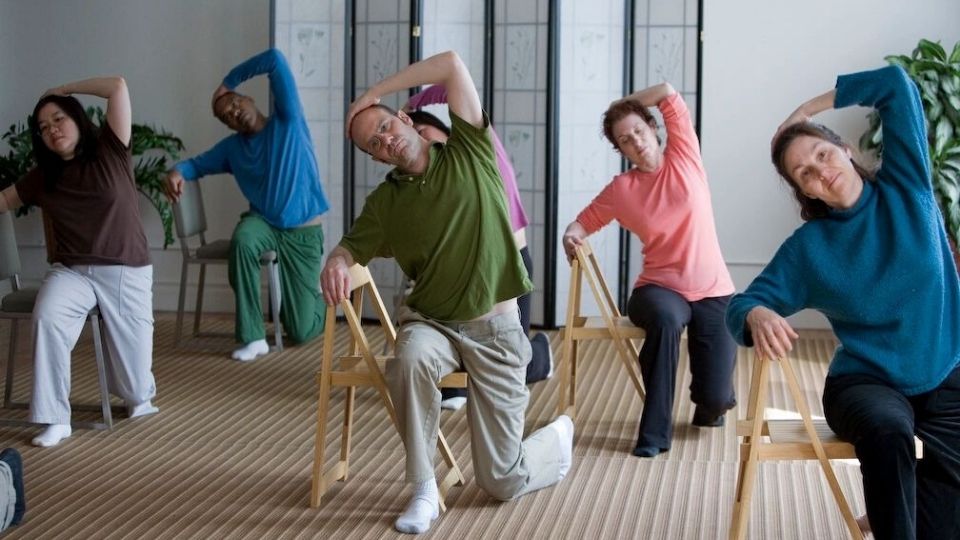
[41,86,69,100]
[211,84,230,114]
[345,92,381,139]
[772,107,811,152]
[746,306,799,360]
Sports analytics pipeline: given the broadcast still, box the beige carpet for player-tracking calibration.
[0,316,863,539]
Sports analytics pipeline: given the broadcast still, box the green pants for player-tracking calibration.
[228,213,326,344]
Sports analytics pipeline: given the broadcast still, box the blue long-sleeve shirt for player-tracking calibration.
[726,65,960,395]
[174,48,329,229]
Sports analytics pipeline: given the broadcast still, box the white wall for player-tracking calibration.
[702,0,960,328]
[0,0,270,311]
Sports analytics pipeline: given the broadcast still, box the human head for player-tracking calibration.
[602,99,663,172]
[30,95,98,184]
[407,110,451,143]
[772,122,874,220]
[349,103,428,171]
[213,91,262,134]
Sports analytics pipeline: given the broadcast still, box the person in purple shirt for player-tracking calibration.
[164,48,330,362]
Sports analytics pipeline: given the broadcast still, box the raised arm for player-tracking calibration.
[215,48,302,120]
[44,77,131,145]
[615,82,676,108]
[772,89,836,148]
[347,51,482,136]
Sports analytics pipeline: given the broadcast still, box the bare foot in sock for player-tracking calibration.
[128,400,159,418]
[394,479,439,534]
[32,424,71,447]
[549,415,574,480]
[440,396,467,411]
[231,339,269,362]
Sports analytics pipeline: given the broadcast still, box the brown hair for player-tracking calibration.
[601,99,660,151]
[771,122,875,221]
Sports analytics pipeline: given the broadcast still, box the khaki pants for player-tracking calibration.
[389,306,562,501]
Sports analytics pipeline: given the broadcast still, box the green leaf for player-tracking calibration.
[917,39,947,62]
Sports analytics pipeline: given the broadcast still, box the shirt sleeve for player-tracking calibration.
[223,48,302,121]
[659,93,705,178]
[725,239,809,346]
[339,190,390,265]
[406,84,448,109]
[173,138,234,181]
[14,167,43,208]
[834,65,930,191]
[575,177,623,234]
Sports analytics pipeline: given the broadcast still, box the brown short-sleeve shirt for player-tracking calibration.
[16,125,150,266]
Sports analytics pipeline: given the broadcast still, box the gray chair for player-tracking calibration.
[0,211,116,430]
[172,181,283,351]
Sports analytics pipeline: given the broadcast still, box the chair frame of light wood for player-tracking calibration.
[0,211,117,430]
[729,351,918,540]
[171,180,282,351]
[310,264,467,510]
[557,239,646,418]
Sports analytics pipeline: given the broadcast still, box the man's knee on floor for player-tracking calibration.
[476,472,524,502]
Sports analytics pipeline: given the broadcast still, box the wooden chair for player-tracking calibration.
[310,264,467,510]
[557,239,645,418]
[729,352,923,540]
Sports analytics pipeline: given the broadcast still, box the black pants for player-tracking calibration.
[823,365,960,540]
[626,284,737,449]
[442,246,550,400]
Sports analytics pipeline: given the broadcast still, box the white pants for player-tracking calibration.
[30,264,156,425]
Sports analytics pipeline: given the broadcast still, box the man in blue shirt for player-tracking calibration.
[165,48,329,362]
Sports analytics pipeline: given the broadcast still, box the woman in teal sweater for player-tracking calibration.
[726,65,960,540]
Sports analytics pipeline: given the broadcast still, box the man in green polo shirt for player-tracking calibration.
[320,51,573,534]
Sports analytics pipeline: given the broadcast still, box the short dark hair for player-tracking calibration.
[771,122,875,221]
[29,95,99,191]
[407,110,451,137]
[602,99,660,151]
[350,103,402,152]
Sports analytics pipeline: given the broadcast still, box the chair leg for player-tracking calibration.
[557,328,575,417]
[174,259,189,347]
[89,314,113,430]
[730,353,770,540]
[193,263,207,337]
[340,385,356,481]
[268,261,283,352]
[4,319,19,408]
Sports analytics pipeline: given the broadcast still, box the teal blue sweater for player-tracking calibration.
[726,66,960,395]
[174,48,329,229]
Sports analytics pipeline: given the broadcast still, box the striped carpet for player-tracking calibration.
[0,316,863,539]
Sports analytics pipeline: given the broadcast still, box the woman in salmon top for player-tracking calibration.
[562,82,736,458]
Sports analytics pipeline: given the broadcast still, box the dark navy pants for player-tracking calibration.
[626,284,737,450]
[823,365,960,540]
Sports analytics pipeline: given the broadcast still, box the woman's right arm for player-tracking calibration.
[0,186,23,214]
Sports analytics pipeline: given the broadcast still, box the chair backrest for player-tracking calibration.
[172,180,208,241]
[343,264,398,351]
[573,239,624,320]
[0,212,22,283]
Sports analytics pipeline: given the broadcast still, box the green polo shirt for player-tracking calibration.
[340,112,532,322]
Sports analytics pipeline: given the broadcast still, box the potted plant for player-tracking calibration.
[860,39,960,269]
[0,106,183,248]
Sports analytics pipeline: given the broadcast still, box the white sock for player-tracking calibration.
[440,396,467,411]
[32,424,72,447]
[549,415,574,480]
[128,400,159,418]
[231,339,269,362]
[394,479,439,534]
